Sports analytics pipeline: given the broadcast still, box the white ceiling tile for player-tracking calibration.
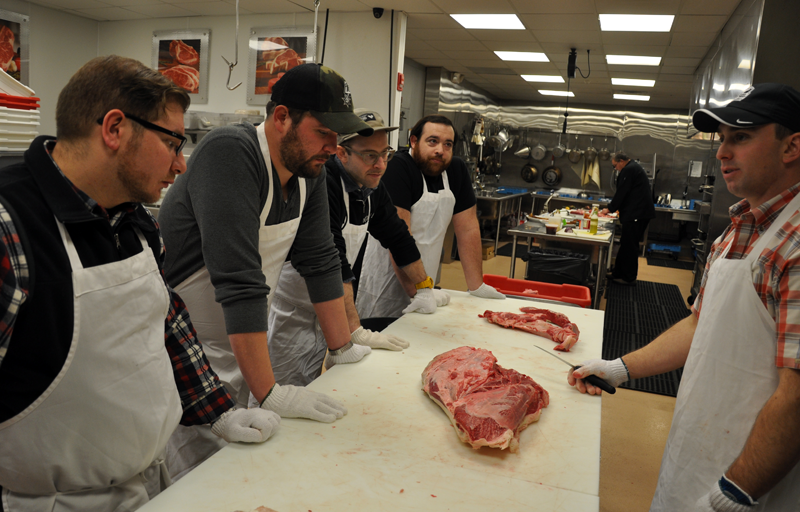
[605,70,659,80]
[664,46,708,58]
[670,31,717,46]
[595,0,681,15]
[404,49,448,59]
[534,31,602,45]
[124,3,199,17]
[171,2,243,16]
[466,29,535,41]
[425,39,488,51]
[662,57,701,68]
[659,66,698,75]
[680,0,740,15]
[406,28,476,41]
[354,0,441,12]
[657,74,695,83]
[601,32,672,46]
[539,42,605,53]
[404,39,434,51]
[672,15,728,33]
[32,0,108,9]
[73,6,149,19]
[519,14,599,32]
[94,0,164,6]
[235,0,304,13]
[505,62,561,74]
[407,13,462,29]
[431,0,515,14]
[602,45,667,57]
[509,0,596,14]
[442,50,497,60]
[482,40,544,52]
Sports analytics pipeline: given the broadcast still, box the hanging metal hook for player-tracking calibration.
[222,0,241,90]
[312,0,320,63]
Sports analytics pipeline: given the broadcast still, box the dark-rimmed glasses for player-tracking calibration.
[343,146,396,166]
[96,112,187,156]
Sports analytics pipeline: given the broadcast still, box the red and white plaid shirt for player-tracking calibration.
[692,183,800,369]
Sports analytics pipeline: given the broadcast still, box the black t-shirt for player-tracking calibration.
[381,150,477,214]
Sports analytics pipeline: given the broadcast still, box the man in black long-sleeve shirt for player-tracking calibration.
[602,153,656,284]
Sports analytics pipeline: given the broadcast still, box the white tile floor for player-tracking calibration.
[439,253,693,512]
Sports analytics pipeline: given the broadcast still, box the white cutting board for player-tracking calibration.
[140,291,604,512]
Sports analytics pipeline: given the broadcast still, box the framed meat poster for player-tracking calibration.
[247,26,317,106]
[0,9,29,86]
[152,29,210,104]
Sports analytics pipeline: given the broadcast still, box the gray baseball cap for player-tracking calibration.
[338,108,398,144]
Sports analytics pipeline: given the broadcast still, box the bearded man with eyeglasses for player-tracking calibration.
[267,109,450,386]
[356,114,506,320]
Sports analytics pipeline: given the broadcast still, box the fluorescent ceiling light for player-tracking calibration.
[599,14,674,32]
[495,51,549,62]
[606,55,661,66]
[539,90,574,97]
[522,75,563,83]
[451,14,525,30]
[611,78,655,87]
[614,94,650,101]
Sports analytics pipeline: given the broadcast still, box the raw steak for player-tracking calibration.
[169,39,199,66]
[422,346,549,453]
[0,26,15,73]
[264,47,302,75]
[480,307,580,351]
[161,65,199,94]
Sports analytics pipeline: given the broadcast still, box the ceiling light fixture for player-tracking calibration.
[612,78,655,87]
[451,14,525,30]
[539,90,574,97]
[614,94,650,101]
[599,14,675,32]
[495,51,549,62]
[521,75,564,83]
[606,55,661,66]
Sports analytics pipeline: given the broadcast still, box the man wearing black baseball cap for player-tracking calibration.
[158,64,374,480]
[567,83,800,511]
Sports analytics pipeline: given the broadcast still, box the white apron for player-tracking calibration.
[0,219,181,512]
[356,170,456,318]
[268,178,370,386]
[651,191,800,511]
[166,122,306,480]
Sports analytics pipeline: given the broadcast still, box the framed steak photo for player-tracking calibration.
[152,29,210,104]
[0,9,29,86]
[247,26,317,106]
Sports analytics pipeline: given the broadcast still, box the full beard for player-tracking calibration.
[117,135,165,204]
[281,125,329,179]
[412,146,450,177]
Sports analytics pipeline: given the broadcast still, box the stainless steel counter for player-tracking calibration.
[475,189,531,253]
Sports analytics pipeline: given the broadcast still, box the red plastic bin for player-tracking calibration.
[483,274,592,308]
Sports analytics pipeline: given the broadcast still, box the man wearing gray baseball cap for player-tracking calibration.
[158,64,374,480]
[568,83,800,512]
[266,108,451,385]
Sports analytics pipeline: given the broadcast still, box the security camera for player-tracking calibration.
[373,7,384,18]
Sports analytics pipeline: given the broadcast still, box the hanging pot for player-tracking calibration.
[514,129,531,158]
[598,136,611,160]
[552,133,566,158]
[521,163,538,183]
[568,135,582,164]
[585,137,598,163]
[531,142,547,160]
[541,165,562,187]
[487,127,509,149]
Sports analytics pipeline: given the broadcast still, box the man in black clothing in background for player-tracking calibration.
[602,152,656,285]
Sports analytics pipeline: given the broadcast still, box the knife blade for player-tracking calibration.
[533,345,616,394]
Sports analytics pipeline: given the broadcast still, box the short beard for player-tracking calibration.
[412,145,449,177]
[117,132,161,204]
[280,124,328,179]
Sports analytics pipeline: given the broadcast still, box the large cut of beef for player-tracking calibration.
[161,65,200,94]
[480,307,580,351]
[422,346,549,453]
[169,40,200,66]
[264,48,302,75]
[0,26,16,72]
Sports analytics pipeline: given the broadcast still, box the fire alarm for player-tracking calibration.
[397,72,404,91]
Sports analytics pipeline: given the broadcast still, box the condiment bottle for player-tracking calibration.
[589,206,599,235]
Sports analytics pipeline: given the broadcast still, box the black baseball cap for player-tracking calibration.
[692,83,800,133]
[271,63,373,137]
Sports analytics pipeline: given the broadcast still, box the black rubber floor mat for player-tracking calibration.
[647,257,695,270]
[606,280,689,309]
[496,243,531,257]
[602,329,684,397]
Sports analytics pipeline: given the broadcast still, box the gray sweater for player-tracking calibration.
[159,123,343,335]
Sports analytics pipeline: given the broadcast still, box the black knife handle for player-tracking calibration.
[573,365,616,394]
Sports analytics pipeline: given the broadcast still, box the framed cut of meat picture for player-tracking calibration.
[152,29,210,104]
[247,26,316,105]
[0,9,29,86]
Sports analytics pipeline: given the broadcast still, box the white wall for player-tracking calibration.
[3,0,98,135]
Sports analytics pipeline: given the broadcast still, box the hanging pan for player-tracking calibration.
[541,165,562,187]
[568,135,582,164]
[552,133,566,158]
[514,129,531,158]
[598,136,611,160]
[521,163,538,183]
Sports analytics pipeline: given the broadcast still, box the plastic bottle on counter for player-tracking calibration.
[589,206,599,235]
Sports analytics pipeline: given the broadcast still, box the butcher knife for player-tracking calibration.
[533,345,616,394]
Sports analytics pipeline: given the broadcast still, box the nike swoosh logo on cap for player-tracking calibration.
[737,119,753,124]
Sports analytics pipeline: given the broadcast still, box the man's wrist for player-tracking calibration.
[328,340,354,357]
[415,276,434,290]
[718,474,757,506]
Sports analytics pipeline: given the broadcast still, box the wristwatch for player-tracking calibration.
[415,276,434,290]
[328,340,353,357]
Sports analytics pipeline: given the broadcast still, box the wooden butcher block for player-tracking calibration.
[139,292,604,512]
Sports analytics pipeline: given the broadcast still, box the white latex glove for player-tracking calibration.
[327,341,371,367]
[403,287,437,314]
[351,326,409,350]
[568,358,629,395]
[433,288,451,307]
[696,477,757,511]
[210,407,280,443]
[260,383,347,423]
[468,283,506,299]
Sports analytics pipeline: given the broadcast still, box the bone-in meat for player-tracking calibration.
[422,346,549,453]
[161,65,200,94]
[0,26,15,73]
[480,307,580,351]
[169,40,199,66]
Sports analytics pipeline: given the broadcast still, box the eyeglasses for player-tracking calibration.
[343,146,396,166]
[96,112,187,156]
